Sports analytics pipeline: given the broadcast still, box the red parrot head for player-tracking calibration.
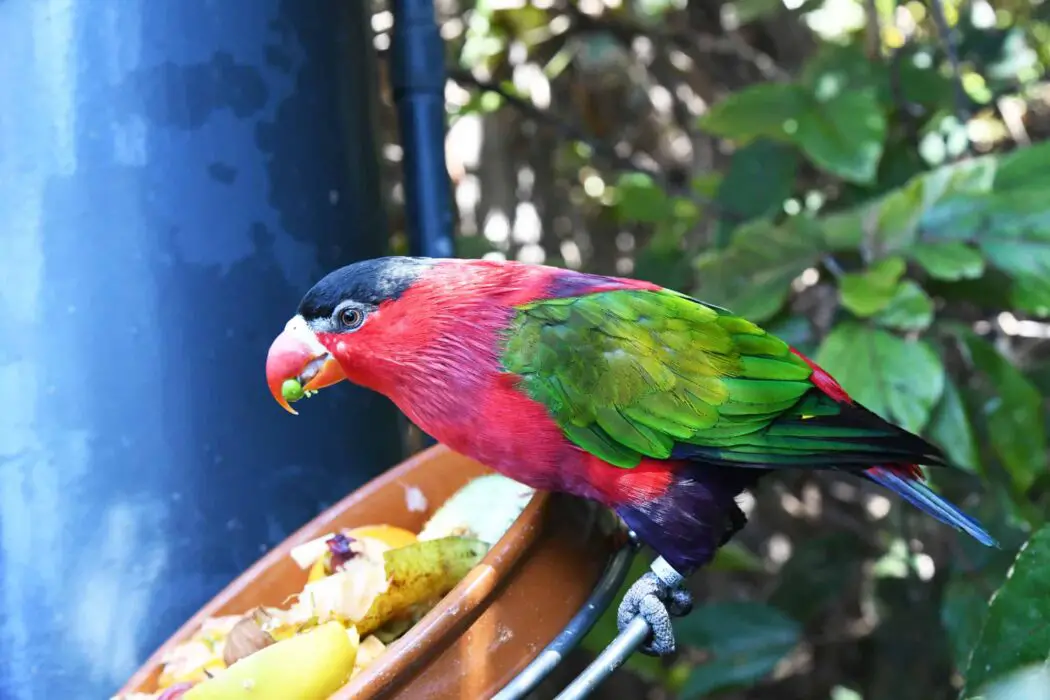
[265,256,439,414]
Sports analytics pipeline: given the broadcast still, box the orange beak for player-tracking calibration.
[265,316,347,414]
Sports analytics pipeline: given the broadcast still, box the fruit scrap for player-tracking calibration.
[307,553,331,583]
[289,533,337,570]
[290,528,396,573]
[182,621,358,700]
[271,535,488,637]
[355,536,488,635]
[418,474,534,545]
[281,379,305,403]
[112,686,196,700]
[157,684,196,700]
[221,613,275,666]
[294,525,419,582]
[143,475,534,699]
[348,524,419,549]
[281,377,323,403]
[278,553,391,630]
[351,635,387,679]
[156,615,241,689]
[327,532,357,569]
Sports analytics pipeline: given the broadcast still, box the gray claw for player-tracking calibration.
[616,571,693,656]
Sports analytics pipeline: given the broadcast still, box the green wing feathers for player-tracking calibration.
[500,288,946,470]
[500,289,807,467]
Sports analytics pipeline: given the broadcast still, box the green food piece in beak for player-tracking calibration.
[282,378,305,403]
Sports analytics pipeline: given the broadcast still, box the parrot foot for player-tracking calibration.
[616,558,692,656]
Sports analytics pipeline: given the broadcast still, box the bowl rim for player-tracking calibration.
[118,444,549,697]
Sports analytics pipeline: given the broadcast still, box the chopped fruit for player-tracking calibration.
[182,622,358,700]
[142,476,535,699]
[347,524,419,549]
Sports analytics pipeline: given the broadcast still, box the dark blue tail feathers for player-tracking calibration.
[865,467,998,547]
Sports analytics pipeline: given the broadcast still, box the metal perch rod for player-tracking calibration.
[554,615,653,700]
[554,553,687,699]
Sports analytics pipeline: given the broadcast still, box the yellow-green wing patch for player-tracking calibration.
[499,288,814,468]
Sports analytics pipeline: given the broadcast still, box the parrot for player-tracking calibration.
[265,256,997,655]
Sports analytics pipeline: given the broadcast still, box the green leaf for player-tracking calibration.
[702,76,887,183]
[801,42,883,101]
[963,526,1050,695]
[816,323,944,433]
[1011,273,1050,317]
[915,155,1050,315]
[874,280,935,331]
[714,138,799,248]
[942,577,991,671]
[899,161,1000,246]
[694,217,825,322]
[926,153,999,197]
[943,546,1018,675]
[675,602,801,698]
[699,83,808,143]
[872,175,929,253]
[972,196,1050,273]
[978,664,1050,700]
[820,208,866,250]
[926,376,980,473]
[801,42,954,114]
[893,46,957,111]
[962,334,1045,492]
[994,140,1050,193]
[839,256,907,317]
[910,241,986,280]
[614,172,672,224]
[792,88,887,184]
[921,189,1050,315]
[819,153,996,256]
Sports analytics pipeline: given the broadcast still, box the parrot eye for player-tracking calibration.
[338,306,365,330]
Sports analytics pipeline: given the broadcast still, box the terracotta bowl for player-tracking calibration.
[118,444,620,699]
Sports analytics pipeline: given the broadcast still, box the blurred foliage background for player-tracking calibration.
[369,0,1050,698]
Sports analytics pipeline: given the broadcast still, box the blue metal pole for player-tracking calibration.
[390,0,456,259]
[0,3,400,699]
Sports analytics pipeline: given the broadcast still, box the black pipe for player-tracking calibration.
[390,0,456,259]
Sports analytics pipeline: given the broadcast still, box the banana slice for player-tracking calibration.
[182,621,358,700]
